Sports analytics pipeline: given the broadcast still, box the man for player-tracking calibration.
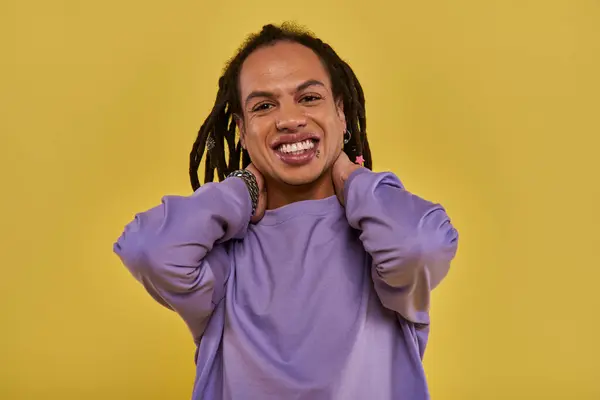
[114,22,459,400]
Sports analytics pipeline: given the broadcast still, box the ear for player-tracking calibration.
[234,114,246,149]
[335,98,347,131]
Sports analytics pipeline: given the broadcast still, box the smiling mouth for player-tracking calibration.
[276,139,317,155]
[273,139,320,165]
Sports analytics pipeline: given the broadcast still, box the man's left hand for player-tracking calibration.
[332,151,362,206]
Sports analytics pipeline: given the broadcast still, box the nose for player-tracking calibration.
[275,103,307,132]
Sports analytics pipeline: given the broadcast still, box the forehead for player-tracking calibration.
[238,41,331,97]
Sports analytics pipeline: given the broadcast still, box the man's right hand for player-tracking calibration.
[245,164,267,223]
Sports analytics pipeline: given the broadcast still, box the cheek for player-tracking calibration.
[325,119,344,148]
[243,119,271,159]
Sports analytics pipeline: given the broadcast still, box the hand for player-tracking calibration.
[245,163,267,223]
[332,151,362,206]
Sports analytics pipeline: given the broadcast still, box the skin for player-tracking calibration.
[235,41,360,221]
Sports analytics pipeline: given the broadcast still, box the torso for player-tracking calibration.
[193,197,429,400]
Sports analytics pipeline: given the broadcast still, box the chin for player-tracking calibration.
[281,176,320,187]
[275,164,327,187]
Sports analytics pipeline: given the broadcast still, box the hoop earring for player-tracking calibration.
[343,129,351,144]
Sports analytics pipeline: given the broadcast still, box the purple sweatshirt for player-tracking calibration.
[114,168,458,400]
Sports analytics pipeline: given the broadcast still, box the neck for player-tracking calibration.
[266,171,335,210]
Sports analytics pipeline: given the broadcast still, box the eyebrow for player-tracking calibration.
[244,79,326,107]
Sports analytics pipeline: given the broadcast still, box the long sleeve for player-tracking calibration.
[344,169,459,326]
[113,177,252,342]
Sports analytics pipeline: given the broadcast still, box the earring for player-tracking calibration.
[343,129,351,144]
[206,135,215,151]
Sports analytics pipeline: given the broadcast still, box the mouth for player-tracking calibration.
[271,135,320,166]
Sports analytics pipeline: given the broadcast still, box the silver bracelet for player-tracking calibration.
[227,170,259,217]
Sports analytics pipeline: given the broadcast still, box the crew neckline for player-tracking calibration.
[257,195,343,226]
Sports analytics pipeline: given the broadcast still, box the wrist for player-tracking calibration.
[341,164,362,185]
[227,170,259,217]
[342,167,369,205]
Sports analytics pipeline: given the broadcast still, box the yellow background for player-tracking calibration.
[2,0,599,399]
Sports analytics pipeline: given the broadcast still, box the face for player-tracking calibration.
[236,41,346,187]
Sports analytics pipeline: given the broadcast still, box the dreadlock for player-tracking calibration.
[189,22,372,191]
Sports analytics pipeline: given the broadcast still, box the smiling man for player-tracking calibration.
[114,23,459,400]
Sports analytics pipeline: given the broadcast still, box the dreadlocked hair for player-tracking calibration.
[189,22,372,191]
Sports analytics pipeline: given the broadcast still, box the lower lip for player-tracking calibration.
[274,144,319,166]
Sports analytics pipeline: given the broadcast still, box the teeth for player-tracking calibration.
[278,140,315,154]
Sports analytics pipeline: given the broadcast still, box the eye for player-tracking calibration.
[300,95,322,103]
[252,102,274,112]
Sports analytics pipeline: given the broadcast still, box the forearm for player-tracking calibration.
[113,177,252,338]
[344,169,459,324]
